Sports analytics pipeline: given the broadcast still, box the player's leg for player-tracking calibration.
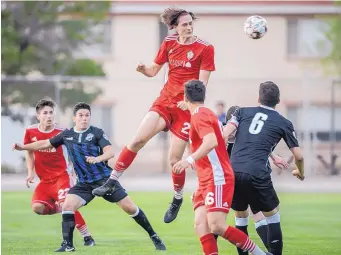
[192,189,218,255]
[31,182,59,215]
[102,181,166,250]
[251,210,269,250]
[231,172,253,255]
[206,184,271,255]
[164,108,190,223]
[55,183,94,252]
[254,178,281,255]
[164,134,188,223]
[92,109,168,197]
[55,174,95,246]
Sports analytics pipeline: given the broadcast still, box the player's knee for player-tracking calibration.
[194,219,209,237]
[169,155,182,167]
[31,203,45,215]
[208,219,225,236]
[118,197,137,215]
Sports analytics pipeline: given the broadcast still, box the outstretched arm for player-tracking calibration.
[13,139,53,151]
[136,62,163,77]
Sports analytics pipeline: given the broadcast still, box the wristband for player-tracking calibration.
[186,156,195,165]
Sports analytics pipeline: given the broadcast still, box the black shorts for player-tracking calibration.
[68,178,128,206]
[231,172,279,214]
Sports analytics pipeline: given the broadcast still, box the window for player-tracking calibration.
[287,18,331,58]
[73,19,112,58]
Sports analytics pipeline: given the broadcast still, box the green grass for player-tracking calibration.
[2,192,341,255]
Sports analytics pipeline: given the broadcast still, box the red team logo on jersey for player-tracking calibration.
[151,35,215,141]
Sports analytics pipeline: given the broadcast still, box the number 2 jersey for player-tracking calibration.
[228,105,299,179]
[23,124,68,181]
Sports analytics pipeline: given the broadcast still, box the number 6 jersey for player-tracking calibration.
[228,105,299,179]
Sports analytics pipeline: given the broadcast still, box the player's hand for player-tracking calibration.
[26,175,35,188]
[86,156,99,164]
[271,154,290,169]
[177,101,188,111]
[136,62,146,73]
[292,169,305,181]
[12,143,25,151]
[173,160,190,174]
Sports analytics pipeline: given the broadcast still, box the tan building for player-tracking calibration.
[75,1,340,173]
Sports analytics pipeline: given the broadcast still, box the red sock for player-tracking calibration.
[200,233,218,255]
[113,146,137,172]
[172,171,186,192]
[74,210,90,237]
[223,226,256,253]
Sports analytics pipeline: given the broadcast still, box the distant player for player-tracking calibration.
[13,102,166,252]
[23,99,95,246]
[173,80,272,255]
[223,81,305,255]
[225,105,289,255]
[93,7,215,224]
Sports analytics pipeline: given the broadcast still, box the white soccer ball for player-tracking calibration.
[244,15,268,39]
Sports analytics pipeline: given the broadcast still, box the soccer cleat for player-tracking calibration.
[84,236,95,246]
[92,179,117,197]
[150,235,166,251]
[163,197,183,223]
[55,240,75,252]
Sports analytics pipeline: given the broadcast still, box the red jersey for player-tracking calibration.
[190,107,234,187]
[23,124,68,181]
[154,35,215,104]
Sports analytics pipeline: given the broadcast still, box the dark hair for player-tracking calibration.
[259,81,280,107]
[160,8,197,30]
[73,102,91,116]
[216,101,225,107]
[185,80,206,103]
[35,99,55,113]
[226,105,240,123]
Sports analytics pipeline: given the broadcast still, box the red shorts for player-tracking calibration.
[192,184,234,213]
[150,96,191,141]
[32,172,73,208]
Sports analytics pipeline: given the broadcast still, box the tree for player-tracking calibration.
[1,1,110,123]
[321,2,341,76]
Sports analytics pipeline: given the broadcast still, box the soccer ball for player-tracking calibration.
[244,15,268,39]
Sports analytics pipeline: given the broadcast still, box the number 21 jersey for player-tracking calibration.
[228,105,299,179]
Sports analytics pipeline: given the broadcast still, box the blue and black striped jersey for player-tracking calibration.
[50,126,112,183]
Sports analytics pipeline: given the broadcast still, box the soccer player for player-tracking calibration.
[173,80,271,255]
[13,102,166,252]
[225,105,289,255]
[223,81,305,255]
[23,99,95,246]
[93,7,215,224]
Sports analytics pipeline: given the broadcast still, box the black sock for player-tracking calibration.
[267,213,283,255]
[255,219,269,249]
[235,217,249,255]
[214,234,219,240]
[131,207,156,237]
[62,211,75,246]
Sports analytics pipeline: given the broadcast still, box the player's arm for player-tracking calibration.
[199,45,215,86]
[190,133,218,162]
[136,62,163,77]
[13,139,53,151]
[269,152,290,169]
[283,122,304,180]
[223,123,237,144]
[25,151,36,187]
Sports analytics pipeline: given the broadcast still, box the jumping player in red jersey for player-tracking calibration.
[173,80,272,255]
[93,8,215,223]
[23,99,95,247]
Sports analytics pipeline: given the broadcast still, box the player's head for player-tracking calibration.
[226,105,240,123]
[160,8,197,38]
[35,99,56,126]
[72,102,91,130]
[258,81,280,108]
[215,101,225,115]
[184,80,206,108]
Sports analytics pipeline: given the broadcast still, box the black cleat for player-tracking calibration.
[151,235,166,251]
[84,236,95,246]
[164,197,183,223]
[55,241,75,252]
[92,179,117,197]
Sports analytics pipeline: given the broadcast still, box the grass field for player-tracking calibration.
[2,191,341,255]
